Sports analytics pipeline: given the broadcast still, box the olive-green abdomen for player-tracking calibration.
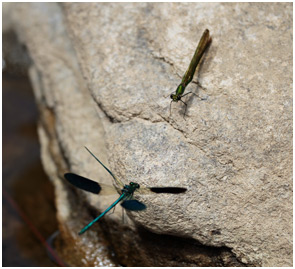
[176,84,185,96]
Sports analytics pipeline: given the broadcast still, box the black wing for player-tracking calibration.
[149,187,187,194]
[121,200,146,211]
[64,173,101,194]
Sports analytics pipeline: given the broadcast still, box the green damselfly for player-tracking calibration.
[169,29,211,118]
[64,147,187,235]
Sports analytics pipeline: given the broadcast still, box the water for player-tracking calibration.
[3,71,60,266]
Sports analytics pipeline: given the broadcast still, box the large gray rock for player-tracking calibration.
[3,3,292,266]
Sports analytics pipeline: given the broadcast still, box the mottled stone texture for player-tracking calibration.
[3,2,292,266]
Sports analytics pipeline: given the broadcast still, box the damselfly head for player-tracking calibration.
[130,182,140,189]
[170,93,179,102]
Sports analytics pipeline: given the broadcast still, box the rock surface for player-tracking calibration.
[3,2,292,266]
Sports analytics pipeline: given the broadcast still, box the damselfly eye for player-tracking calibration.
[130,182,140,188]
[170,94,174,99]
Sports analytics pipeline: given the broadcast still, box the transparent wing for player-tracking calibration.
[64,173,118,195]
[84,146,124,188]
[136,187,153,194]
[138,186,187,194]
[98,183,121,196]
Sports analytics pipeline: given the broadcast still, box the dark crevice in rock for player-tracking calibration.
[152,54,175,69]
[91,97,121,124]
[75,203,249,267]
[3,30,32,73]
[134,224,247,266]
